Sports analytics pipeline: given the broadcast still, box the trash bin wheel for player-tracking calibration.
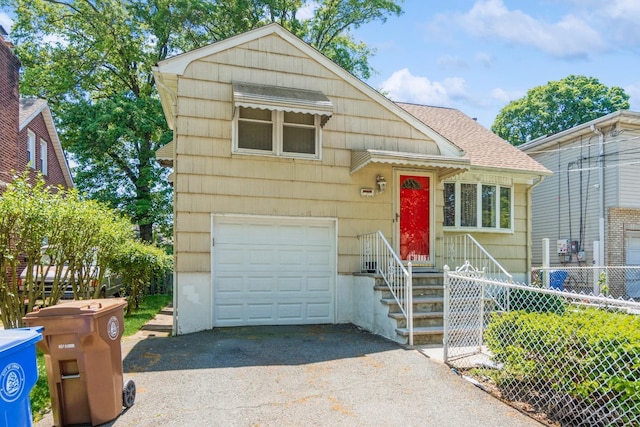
[123,379,136,408]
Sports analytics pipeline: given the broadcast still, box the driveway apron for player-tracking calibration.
[36,324,541,426]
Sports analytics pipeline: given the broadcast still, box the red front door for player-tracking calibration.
[399,174,430,262]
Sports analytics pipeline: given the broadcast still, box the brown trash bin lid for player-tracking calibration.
[24,298,127,319]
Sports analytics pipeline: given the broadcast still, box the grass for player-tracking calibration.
[30,294,172,422]
[122,294,173,337]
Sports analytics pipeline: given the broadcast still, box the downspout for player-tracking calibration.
[591,125,605,266]
[527,175,546,281]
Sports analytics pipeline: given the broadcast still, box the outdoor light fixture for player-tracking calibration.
[376,175,387,193]
[360,174,387,198]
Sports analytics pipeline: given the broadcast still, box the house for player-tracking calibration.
[519,110,640,297]
[18,99,74,189]
[153,23,550,339]
[0,25,20,189]
[0,27,73,191]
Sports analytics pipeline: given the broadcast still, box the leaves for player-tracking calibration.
[491,75,630,146]
[4,0,403,244]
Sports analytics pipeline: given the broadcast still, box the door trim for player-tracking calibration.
[393,170,435,267]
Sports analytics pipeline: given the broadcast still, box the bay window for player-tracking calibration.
[444,182,512,231]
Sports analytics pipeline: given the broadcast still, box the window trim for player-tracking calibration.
[233,107,322,160]
[27,129,36,169]
[443,181,513,232]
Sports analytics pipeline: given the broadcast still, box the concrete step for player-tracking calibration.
[375,284,444,298]
[374,273,444,288]
[396,326,443,346]
[389,311,444,328]
[381,296,444,313]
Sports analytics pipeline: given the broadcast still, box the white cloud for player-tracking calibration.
[595,0,640,45]
[457,0,606,58]
[491,87,524,104]
[296,2,319,21]
[0,12,13,33]
[624,82,640,111]
[475,51,493,67]
[380,68,469,106]
[437,54,467,69]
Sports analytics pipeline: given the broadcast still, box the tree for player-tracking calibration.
[491,75,630,146]
[0,172,135,328]
[3,0,403,242]
[110,239,172,314]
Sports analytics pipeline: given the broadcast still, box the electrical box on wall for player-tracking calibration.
[570,240,579,254]
[557,239,569,254]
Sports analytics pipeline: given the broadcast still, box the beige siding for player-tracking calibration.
[172,33,530,275]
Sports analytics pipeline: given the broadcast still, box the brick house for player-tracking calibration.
[0,26,20,189]
[0,27,73,191]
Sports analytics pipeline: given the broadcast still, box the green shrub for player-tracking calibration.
[498,287,566,314]
[109,239,172,314]
[485,307,640,425]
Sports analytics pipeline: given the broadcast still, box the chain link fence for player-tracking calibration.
[444,266,640,426]
[532,265,640,300]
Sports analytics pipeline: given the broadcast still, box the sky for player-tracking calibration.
[351,0,640,128]
[2,1,640,129]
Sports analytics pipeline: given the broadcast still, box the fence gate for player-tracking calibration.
[443,263,493,365]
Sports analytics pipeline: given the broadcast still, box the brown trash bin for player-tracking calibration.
[23,298,135,426]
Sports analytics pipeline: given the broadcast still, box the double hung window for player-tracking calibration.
[232,82,333,160]
[236,107,320,158]
[27,130,36,168]
[40,139,48,175]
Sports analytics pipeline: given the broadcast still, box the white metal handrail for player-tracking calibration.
[441,234,513,282]
[358,231,413,345]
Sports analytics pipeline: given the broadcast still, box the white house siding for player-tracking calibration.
[618,129,640,207]
[528,135,603,265]
[525,117,640,267]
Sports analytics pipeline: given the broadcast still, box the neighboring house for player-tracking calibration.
[0,26,20,189]
[520,110,640,297]
[18,98,74,189]
[153,23,550,337]
[0,28,73,191]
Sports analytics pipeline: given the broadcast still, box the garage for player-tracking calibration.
[211,215,337,326]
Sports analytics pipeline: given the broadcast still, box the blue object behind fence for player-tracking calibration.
[549,270,568,291]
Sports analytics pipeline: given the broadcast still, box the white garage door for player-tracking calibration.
[212,215,336,326]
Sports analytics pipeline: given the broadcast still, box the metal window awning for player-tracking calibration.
[232,81,333,126]
[351,149,471,179]
[155,140,174,167]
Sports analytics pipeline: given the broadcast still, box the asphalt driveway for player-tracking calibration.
[36,324,541,426]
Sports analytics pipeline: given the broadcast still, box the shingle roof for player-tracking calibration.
[19,98,47,128]
[397,103,551,175]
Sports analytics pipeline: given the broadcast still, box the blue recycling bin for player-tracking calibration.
[0,327,43,427]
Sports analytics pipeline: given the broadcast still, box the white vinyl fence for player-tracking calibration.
[444,266,640,426]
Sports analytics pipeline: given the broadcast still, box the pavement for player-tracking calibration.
[34,307,543,427]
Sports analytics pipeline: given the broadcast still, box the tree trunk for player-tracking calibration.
[139,223,153,242]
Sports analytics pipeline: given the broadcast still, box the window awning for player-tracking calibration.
[155,140,174,167]
[351,149,471,179]
[232,81,333,126]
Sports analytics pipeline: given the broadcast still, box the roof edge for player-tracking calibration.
[519,110,640,152]
[154,23,466,159]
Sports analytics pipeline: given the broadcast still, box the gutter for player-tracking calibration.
[526,175,546,280]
